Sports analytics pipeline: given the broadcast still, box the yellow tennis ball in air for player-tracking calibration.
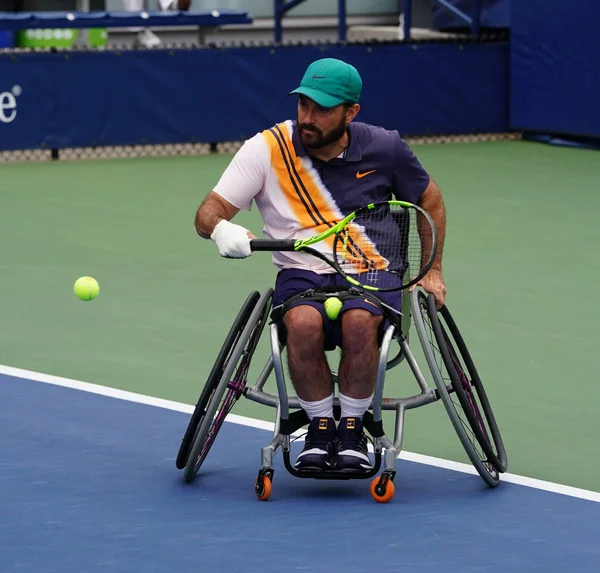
[74,276,99,301]
[324,297,343,320]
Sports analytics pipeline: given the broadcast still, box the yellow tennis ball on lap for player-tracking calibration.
[324,297,343,320]
[74,276,99,301]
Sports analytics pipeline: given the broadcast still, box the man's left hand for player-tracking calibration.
[408,269,447,309]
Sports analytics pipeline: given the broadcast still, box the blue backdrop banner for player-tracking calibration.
[511,0,600,139]
[0,42,509,151]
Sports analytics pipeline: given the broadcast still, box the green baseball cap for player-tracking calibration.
[288,58,362,108]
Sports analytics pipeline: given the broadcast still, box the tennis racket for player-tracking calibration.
[250,200,437,292]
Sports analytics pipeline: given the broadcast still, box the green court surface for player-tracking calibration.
[1,140,599,492]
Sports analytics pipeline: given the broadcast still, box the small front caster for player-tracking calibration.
[255,468,274,501]
[370,472,396,503]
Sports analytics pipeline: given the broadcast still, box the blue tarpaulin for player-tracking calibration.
[510,0,600,139]
[0,42,509,151]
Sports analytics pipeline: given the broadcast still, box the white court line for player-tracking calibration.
[1,363,599,504]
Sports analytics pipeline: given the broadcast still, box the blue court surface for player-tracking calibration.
[1,372,599,573]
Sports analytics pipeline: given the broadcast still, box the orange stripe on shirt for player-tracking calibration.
[263,122,388,271]
[337,223,389,273]
[272,123,340,227]
[263,124,334,243]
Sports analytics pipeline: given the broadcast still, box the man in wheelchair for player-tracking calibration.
[194,57,447,474]
[272,274,406,472]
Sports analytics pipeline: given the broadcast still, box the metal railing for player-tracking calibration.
[0,5,252,48]
[403,0,481,40]
[0,10,252,30]
[274,0,347,44]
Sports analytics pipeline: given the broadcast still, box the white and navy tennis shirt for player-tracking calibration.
[212,119,431,273]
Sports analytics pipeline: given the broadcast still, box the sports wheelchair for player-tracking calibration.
[175,282,508,503]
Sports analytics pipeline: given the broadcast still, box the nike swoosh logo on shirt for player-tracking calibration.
[356,170,376,179]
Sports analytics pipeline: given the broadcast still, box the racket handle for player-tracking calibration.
[250,239,296,252]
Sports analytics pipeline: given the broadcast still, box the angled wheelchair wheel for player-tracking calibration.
[412,290,508,487]
[176,290,260,471]
[178,289,272,483]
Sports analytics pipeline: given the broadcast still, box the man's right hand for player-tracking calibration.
[210,219,256,259]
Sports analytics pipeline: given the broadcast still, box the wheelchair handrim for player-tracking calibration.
[438,304,508,473]
[425,293,507,473]
[176,290,261,471]
[412,290,500,487]
[184,289,273,481]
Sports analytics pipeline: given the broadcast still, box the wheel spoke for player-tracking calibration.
[441,327,491,441]
[181,290,273,482]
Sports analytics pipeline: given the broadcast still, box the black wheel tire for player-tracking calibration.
[425,293,508,473]
[175,290,261,470]
[181,288,272,483]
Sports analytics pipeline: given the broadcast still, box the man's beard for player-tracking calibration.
[297,115,347,149]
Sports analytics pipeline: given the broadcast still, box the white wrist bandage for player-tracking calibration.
[210,219,252,259]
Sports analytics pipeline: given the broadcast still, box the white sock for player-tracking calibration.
[339,392,373,419]
[298,394,334,420]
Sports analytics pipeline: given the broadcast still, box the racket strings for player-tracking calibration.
[337,227,375,269]
[334,204,431,288]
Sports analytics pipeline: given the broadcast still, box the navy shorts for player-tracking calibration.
[273,269,402,350]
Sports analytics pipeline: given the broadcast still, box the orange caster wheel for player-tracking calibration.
[370,474,395,503]
[255,470,273,501]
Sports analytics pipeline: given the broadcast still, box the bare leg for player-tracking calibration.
[338,309,382,399]
[333,309,380,470]
[284,305,332,401]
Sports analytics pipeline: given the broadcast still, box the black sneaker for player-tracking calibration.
[294,417,336,471]
[335,417,373,472]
